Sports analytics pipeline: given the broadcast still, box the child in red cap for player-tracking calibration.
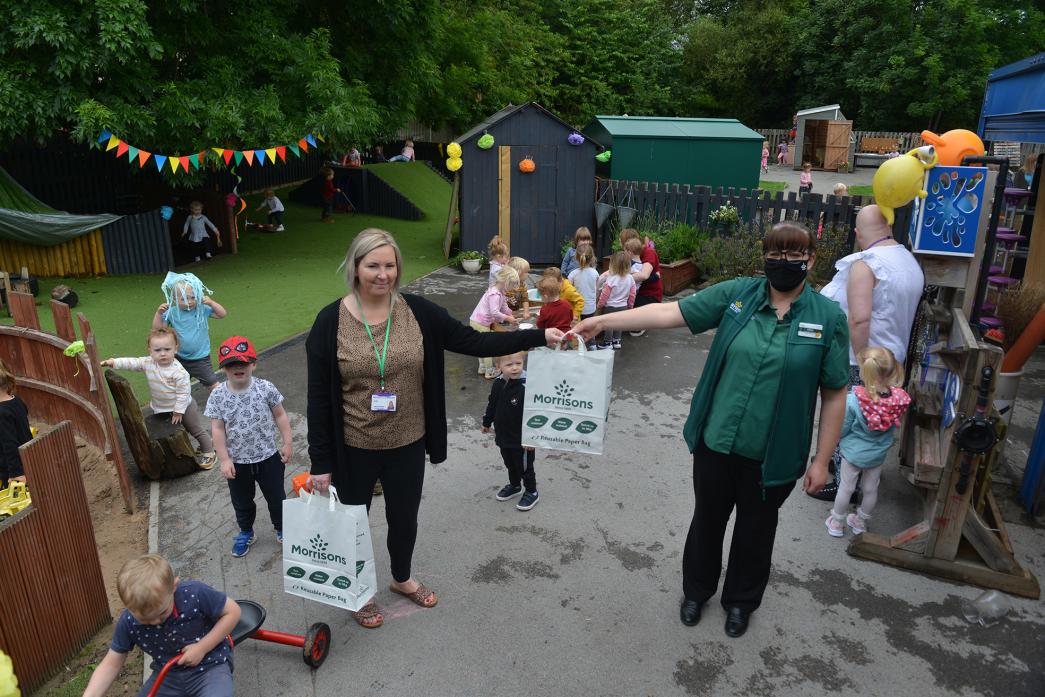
[204,336,293,557]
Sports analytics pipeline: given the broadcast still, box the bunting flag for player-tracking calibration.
[95,132,324,174]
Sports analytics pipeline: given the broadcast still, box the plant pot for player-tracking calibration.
[659,258,699,295]
[461,258,482,274]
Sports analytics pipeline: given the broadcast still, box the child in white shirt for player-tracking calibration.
[596,251,636,350]
[102,328,216,468]
[255,189,285,231]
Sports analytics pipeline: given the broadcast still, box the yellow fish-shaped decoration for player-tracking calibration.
[872,146,938,225]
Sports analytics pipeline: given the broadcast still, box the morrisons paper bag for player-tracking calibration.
[521,346,614,454]
[282,486,376,612]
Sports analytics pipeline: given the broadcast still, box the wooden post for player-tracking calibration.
[9,291,39,330]
[104,370,199,480]
[443,172,460,259]
[498,146,512,245]
[50,300,76,342]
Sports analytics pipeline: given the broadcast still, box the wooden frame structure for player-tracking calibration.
[0,292,134,512]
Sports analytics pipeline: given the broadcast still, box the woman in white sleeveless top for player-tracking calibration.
[812,204,924,501]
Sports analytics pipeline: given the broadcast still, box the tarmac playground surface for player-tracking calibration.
[157,267,1045,697]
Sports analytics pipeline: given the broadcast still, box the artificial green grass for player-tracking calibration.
[758,180,788,191]
[849,185,874,198]
[4,163,450,402]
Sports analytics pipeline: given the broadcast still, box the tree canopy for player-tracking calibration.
[0,0,1041,153]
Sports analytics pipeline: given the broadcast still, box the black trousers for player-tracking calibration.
[500,447,536,492]
[682,440,795,612]
[227,452,286,534]
[341,438,426,583]
[267,210,284,226]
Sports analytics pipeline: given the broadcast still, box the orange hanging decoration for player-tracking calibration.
[518,157,536,173]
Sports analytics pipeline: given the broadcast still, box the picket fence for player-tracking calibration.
[594,178,912,258]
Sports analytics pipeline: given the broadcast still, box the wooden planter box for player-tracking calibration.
[660,258,700,295]
[600,256,699,296]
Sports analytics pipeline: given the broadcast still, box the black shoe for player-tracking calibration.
[808,479,839,502]
[680,599,704,626]
[724,607,751,637]
[495,484,522,501]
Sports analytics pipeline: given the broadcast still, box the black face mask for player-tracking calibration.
[764,258,808,291]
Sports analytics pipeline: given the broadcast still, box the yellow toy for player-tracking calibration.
[0,650,20,697]
[872,146,939,225]
[0,480,31,519]
[920,129,985,167]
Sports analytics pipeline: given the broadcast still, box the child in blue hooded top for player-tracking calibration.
[826,346,910,537]
[152,273,227,392]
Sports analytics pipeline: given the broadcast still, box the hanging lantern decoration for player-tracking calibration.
[595,150,612,163]
[447,141,462,158]
[518,157,536,173]
[567,132,585,146]
[447,157,463,172]
[477,133,495,150]
[160,205,174,221]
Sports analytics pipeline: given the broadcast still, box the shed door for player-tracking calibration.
[509,146,559,263]
[824,120,852,169]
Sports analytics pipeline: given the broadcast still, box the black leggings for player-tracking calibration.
[227,452,285,534]
[341,438,426,583]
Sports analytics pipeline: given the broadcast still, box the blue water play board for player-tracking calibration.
[911,165,988,257]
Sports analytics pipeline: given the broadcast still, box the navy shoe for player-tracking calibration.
[496,484,523,501]
[517,490,540,511]
[231,530,256,557]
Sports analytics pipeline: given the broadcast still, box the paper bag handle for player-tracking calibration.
[306,484,341,511]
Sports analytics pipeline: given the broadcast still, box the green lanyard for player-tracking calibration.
[355,296,393,390]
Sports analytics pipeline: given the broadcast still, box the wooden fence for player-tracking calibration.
[0,229,107,277]
[0,296,133,512]
[594,179,912,259]
[0,422,112,694]
[756,128,923,154]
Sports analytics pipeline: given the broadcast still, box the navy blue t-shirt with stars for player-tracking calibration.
[111,580,232,673]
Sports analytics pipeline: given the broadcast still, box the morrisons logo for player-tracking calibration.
[532,379,593,410]
[291,534,348,565]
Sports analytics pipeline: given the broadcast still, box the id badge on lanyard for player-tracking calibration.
[358,297,398,413]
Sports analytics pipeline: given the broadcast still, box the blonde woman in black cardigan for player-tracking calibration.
[306,229,564,629]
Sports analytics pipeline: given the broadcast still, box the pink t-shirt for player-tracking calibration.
[469,287,512,326]
[401,145,415,161]
[800,171,812,186]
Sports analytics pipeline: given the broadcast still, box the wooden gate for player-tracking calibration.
[824,120,853,170]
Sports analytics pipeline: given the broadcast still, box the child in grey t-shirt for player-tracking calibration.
[205,335,292,558]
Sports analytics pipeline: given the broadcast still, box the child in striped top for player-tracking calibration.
[102,328,216,469]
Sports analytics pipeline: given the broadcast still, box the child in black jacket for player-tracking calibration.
[481,351,539,510]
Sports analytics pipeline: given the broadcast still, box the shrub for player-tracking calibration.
[694,224,764,284]
[812,223,854,286]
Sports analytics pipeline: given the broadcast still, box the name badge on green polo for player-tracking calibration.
[797,322,823,339]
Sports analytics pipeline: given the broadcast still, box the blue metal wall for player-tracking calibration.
[101,210,174,275]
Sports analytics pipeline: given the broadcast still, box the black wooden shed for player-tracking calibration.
[457,103,600,264]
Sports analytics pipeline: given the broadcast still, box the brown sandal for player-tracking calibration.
[389,582,438,608]
[351,600,384,628]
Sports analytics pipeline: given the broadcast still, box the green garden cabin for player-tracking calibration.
[583,116,763,191]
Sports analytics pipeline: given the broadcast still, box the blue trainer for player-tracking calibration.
[517,490,540,511]
[276,530,283,544]
[231,530,256,557]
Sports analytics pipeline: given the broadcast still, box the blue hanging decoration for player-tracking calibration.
[567,133,585,146]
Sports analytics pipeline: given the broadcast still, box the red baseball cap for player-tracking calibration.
[218,336,257,367]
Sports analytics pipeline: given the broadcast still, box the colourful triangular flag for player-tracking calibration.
[127,145,139,162]
[116,141,129,157]
[276,146,287,162]
[178,156,190,171]
[255,150,266,166]
[265,148,277,163]
[316,133,326,143]
[298,138,309,152]
[154,154,167,171]
[223,149,234,165]
[106,135,120,151]
[97,130,112,144]
[211,147,225,157]
[189,153,200,169]
[138,150,151,167]
[234,151,244,166]
[288,143,300,157]
[244,150,255,165]
[170,156,180,172]
[305,134,317,147]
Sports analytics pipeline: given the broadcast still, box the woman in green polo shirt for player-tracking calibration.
[571,223,849,638]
